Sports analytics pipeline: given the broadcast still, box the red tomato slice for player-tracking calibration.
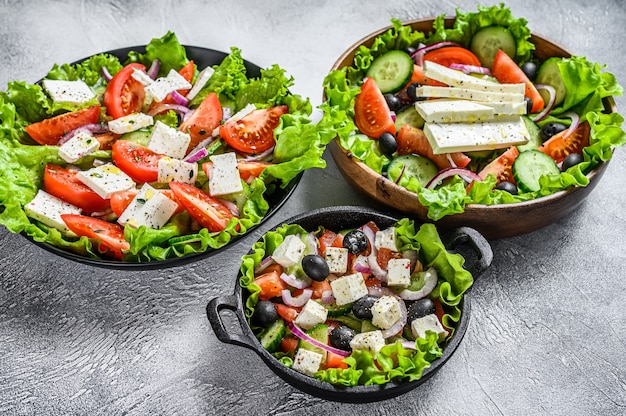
[376,247,403,270]
[423,46,482,67]
[93,131,120,151]
[61,214,129,260]
[236,161,273,181]
[539,121,590,163]
[253,270,287,300]
[219,105,288,154]
[325,351,349,370]
[403,65,445,88]
[318,230,343,256]
[354,77,396,139]
[109,189,183,217]
[279,334,299,353]
[43,163,109,213]
[179,92,222,152]
[168,181,238,232]
[477,146,520,184]
[111,140,165,183]
[310,280,332,300]
[25,105,101,146]
[104,63,146,119]
[274,303,299,323]
[491,49,544,114]
[396,124,471,170]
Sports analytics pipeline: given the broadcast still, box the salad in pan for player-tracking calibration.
[0,32,340,263]
[322,4,626,221]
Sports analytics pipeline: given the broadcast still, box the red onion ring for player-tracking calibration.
[170,90,190,107]
[254,256,275,274]
[58,123,109,145]
[449,63,492,75]
[560,110,581,138]
[304,232,319,256]
[243,146,275,162]
[216,198,239,217]
[361,224,387,281]
[367,285,396,298]
[288,322,351,357]
[531,84,556,122]
[320,290,335,304]
[425,167,482,189]
[147,59,161,79]
[184,147,208,163]
[396,267,438,300]
[280,272,312,290]
[281,289,313,308]
[101,66,113,82]
[352,255,370,274]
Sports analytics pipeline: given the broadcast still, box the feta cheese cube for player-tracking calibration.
[386,258,411,287]
[157,157,198,184]
[371,296,402,330]
[58,131,100,163]
[292,348,323,377]
[324,247,349,274]
[374,227,397,251]
[294,300,328,330]
[145,69,192,102]
[42,79,95,103]
[131,68,154,86]
[185,66,215,101]
[117,183,179,229]
[330,272,368,306]
[415,99,496,124]
[76,163,135,199]
[272,234,306,268]
[108,112,154,134]
[208,152,243,196]
[24,189,81,235]
[349,330,386,354]
[411,313,449,342]
[148,121,192,159]
[213,104,256,137]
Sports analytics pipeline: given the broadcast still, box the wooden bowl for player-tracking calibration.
[328,18,616,240]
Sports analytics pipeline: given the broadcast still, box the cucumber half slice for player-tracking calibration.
[366,50,414,94]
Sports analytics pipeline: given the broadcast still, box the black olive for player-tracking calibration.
[378,132,398,156]
[384,93,401,112]
[540,122,567,142]
[329,325,356,351]
[561,153,584,171]
[406,83,424,102]
[301,254,330,281]
[495,181,518,195]
[252,300,278,328]
[352,295,379,320]
[521,62,537,81]
[524,97,533,115]
[406,298,436,323]
[342,229,369,254]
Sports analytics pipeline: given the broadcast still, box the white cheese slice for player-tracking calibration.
[76,163,136,199]
[185,66,215,101]
[272,234,306,268]
[415,99,496,124]
[145,69,192,102]
[208,152,243,196]
[371,296,402,330]
[423,117,530,154]
[478,100,528,116]
[423,60,525,95]
[58,131,100,163]
[108,112,154,134]
[330,272,368,306]
[148,121,192,159]
[24,189,82,235]
[131,68,154,86]
[292,348,323,377]
[324,247,349,274]
[411,313,449,342]
[386,258,411,287]
[349,330,386,354]
[157,157,198,184]
[117,183,178,229]
[414,85,525,104]
[374,227,397,251]
[42,79,95,103]
[293,299,328,330]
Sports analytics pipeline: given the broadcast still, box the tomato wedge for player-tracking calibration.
[109,189,182,217]
[168,181,238,232]
[219,105,288,154]
[25,105,101,146]
[539,121,590,163]
[403,64,444,88]
[423,46,482,67]
[318,229,343,256]
[254,270,287,300]
[61,214,129,260]
[491,49,544,114]
[274,303,299,323]
[104,63,146,119]
[325,351,349,370]
[280,334,299,353]
[354,77,396,139]
[179,92,222,152]
[477,146,520,184]
[396,124,471,170]
[111,140,165,183]
[43,163,110,213]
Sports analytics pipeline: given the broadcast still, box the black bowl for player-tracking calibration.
[207,206,493,402]
[19,45,302,270]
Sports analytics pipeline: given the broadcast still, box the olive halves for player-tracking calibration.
[329,325,355,351]
[302,254,330,281]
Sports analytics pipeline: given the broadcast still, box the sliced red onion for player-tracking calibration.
[397,267,438,300]
[304,232,319,256]
[381,296,407,338]
[425,167,482,189]
[243,146,275,162]
[147,103,191,117]
[280,272,312,290]
[320,290,335,304]
[147,59,161,79]
[282,289,313,308]
[288,322,351,357]
[446,153,458,168]
[393,164,406,184]
[367,285,396,298]
[449,63,492,75]
[531,84,556,122]
[101,66,113,82]
[352,255,371,274]
[400,340,418,351]
[411,41,461,66]
[187,136,216,158]
[362,224,387,281]
[216,198,239,216]
[170,90,190,107]
[560,110,581,138]
[184,147,208,163]
[254,256,275,274]
[90,208,113,218]
[222,107,233,120]
[58,123,109,145]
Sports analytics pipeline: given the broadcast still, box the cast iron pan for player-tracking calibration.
[206,206,493,403]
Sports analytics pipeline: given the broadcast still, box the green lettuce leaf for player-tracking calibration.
[126,31,189,77]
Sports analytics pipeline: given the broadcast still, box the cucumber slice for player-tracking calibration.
[260,319,286,353]
[470,26,517,68]
[298,323,329,359]
[331,314,362,331]
[387,154,439,188]
[536,57,567,106]
[323,302,353,318]
[517,116,542,152]
[394,105,424,131]
[512,150,560,192]
[366,50,414,94]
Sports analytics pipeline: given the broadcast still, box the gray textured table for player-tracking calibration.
[1,1,625,415]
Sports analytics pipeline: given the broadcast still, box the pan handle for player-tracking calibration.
[206,295,258,351]
[443,226,493,278]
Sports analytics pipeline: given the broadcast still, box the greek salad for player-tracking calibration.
[241,218,473,386]
[322,4,626,221]
[0,32,340,262]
